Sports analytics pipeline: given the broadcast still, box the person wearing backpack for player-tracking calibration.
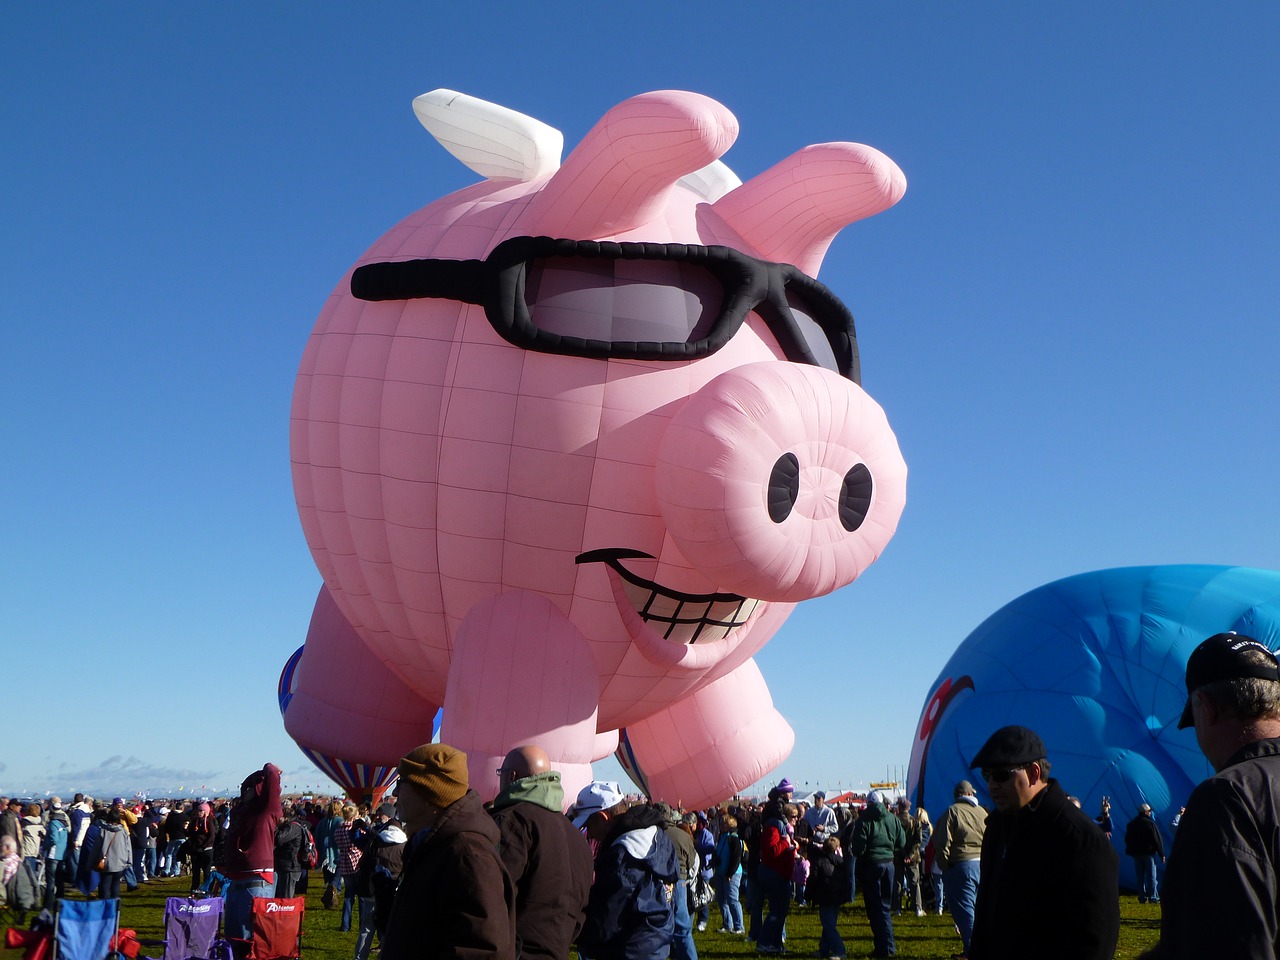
[41,799,71,907]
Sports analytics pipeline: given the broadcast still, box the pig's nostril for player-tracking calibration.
[768,453,800,523]
[840,463,873,532]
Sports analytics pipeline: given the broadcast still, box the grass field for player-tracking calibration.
[70,874,1160,960]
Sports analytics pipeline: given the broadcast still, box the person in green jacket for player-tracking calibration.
[848,791,905,959]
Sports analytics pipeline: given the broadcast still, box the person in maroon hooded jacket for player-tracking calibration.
[223,763,282,957]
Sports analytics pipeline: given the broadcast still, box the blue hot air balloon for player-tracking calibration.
[908,565,1280,890]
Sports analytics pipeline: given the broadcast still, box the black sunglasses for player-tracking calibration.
[350,236,861,382]
[981,765,1028,784]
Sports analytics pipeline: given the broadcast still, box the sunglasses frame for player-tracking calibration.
[350,235,862,383]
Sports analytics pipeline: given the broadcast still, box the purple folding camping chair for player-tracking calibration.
[153,897,229,960]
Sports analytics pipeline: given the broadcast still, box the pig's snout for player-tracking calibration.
[655,363,906,602]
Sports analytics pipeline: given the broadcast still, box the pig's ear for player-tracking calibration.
[516,90,739,239]
[710,143,906,276]
[412,89,564,182]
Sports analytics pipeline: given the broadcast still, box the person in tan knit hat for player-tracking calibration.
[381,743,515,960]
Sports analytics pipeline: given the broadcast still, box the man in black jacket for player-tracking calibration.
[967,725,1119,960]
[489,745,592,960]
[1140,632,1280,960]
[1123,804,1164,904]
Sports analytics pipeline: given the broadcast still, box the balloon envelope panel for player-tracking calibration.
[908,565,1280,890]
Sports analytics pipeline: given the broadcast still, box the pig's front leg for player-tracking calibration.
[441,590,601,806]
[620,659,794,809]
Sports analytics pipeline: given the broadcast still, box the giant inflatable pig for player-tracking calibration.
[285,88,908,807]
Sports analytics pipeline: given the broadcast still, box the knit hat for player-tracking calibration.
[398,743,469,808]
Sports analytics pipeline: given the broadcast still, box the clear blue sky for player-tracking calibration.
[4,3,1278,799]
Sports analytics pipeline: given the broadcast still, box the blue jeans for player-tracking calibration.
[670,880,698,960]
[943,860,980,955]
[1134,854,1160,902]
[341,878,361,931]
[747,866,764,939]
[353,895,378,960]
[225,876,277,942]
[756,866,790,952]
[817,904,845,959]
[717,872,743,932]
[857,860,895,957]
[162,839,186,876]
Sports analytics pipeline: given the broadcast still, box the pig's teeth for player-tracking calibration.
[621,579,758,644]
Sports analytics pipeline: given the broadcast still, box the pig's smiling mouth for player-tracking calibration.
[576,548,765,671]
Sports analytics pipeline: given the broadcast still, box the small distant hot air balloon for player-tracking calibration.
[278,645,440,806]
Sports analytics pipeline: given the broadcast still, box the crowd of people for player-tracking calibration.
[4,630,1279,960]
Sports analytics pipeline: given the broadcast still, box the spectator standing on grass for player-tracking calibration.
[575,783,676,960]
[223,763,282,955]
[1139,633,1280,960]
[713,813,745,934]
[42,799,70,906]
[315,799,345,909]
[1124,804,1165,904]
[806,836,850,960]
[658,805,699,960]
[934,779,986,957]
[967,725,1119,960]
[352,803,406,960]
[848,791,905,960]
[160,800,190,877]
[188,801,218,893]
[334,803,367,933]
[756,802,799,956]
[273,801,306,898]
[94,809,131,901]
[381,744,515,960]
[489,745,592,960]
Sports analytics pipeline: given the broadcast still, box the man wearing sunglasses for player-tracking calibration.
[1139,633,1280,960]
[966,725,1119,960]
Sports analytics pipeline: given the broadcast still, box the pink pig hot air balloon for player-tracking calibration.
[286,88,908,808]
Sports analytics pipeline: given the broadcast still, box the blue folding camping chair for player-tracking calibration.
[52,898,119,960]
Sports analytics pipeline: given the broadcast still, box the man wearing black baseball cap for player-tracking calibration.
[966,725,1118,960]
[1140,632,1280,960]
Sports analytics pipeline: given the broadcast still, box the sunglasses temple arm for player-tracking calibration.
[350,258,486,304]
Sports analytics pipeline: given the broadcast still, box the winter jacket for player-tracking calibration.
[95,823,132,873]
[805,845,851,906]
[848,801,906,864]
[935,796,987,870]
[1124,814,1164,857]
[489,772,592,960]
[714,830,744,878]
[314,815,343,873]
[969,779,1119,960]
[274,818,306,874]
[1148,737,1280,960]
[43,810,71,860]
[189,811,218,853]
[69,803,93,848]
[224,763,282,878]
[758,818,797,881]
[381,790,515,960]
[19,816,44,860]
[578,804,678,960]
[160,808,190,846]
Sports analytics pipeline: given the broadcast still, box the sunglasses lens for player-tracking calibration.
[983,768,1014,784]
[783,289,842,374]
[526,257,724,345]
